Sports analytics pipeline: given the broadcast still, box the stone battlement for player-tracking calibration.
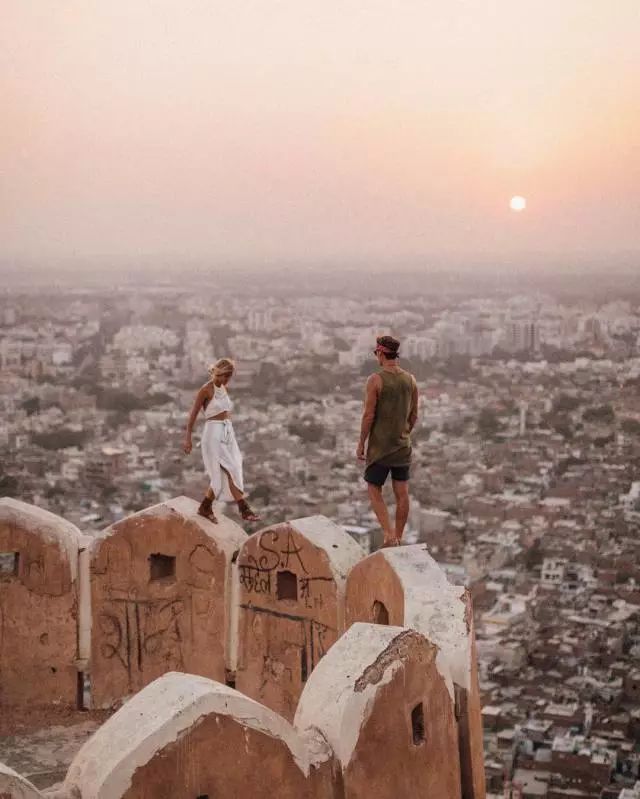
[0,496,486,798]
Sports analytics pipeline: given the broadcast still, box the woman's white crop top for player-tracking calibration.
[204,385,233,418]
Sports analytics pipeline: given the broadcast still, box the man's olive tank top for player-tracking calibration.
[366,369,414,466]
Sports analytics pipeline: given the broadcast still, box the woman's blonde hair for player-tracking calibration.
[209,357,235,380]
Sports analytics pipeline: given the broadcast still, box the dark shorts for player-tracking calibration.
[364,461,411,486]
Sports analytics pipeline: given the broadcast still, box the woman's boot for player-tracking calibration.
[197,496,218,523]
[237,498,260,522]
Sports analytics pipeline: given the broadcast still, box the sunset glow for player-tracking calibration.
[1,1,639,267]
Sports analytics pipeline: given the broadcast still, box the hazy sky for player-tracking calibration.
[2,1,639,267]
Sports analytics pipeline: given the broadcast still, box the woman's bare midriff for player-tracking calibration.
[207,411,231,421]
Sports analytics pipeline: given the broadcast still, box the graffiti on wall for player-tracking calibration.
[239,528,307,594]
[238,528,337,686]
[238,529,335,608]
[98,597,186,679]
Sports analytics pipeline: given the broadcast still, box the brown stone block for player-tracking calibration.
[89,496,246,709]
[63,672,335,799]
[0,498,82,708]
[235,515,363,720]
[295,623,462,799]
[345,545,486,799]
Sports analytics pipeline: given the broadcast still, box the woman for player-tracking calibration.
[183,357,260,523]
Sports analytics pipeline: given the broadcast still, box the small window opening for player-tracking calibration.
[149,553,176,581]
[411,703,426,746]
[300,647,308,682]
[372,600,389,625]
[225,670,236,690]
[196,795,209,799]
[0,552,19,577]
[277,570,297,600]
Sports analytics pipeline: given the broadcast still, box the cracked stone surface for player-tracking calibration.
[0,712,109,790]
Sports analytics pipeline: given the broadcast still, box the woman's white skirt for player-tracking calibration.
[201,420,244,502]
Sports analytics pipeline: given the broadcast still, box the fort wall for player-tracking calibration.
[0,496,486,798]
[0,498,83,708]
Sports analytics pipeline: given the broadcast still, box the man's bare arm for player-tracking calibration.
[408,377,419,432]
[357,374,381,458]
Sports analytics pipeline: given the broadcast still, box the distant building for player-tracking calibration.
[505,320,540,353]
[541,558,567,589]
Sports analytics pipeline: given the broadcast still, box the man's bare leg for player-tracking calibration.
[392,480,410,543]
[367,483,395,545]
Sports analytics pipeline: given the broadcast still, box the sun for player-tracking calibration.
[510,195,527,212]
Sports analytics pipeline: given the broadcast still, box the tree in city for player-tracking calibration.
[621,417,640,435]
[288,418,325,443]
[20,396,40,416]
[0,472,19,497]
[477,407,501,439]
[552,394,581,413]
[32,429,89,450]
[582,404,615,424]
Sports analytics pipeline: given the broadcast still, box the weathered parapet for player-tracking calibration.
[344,545,486,799]
[8,625,464,798]
[295,622,462,799]
[89,496,246,708]
[0,763,43,799]
[0,499,487,799]
[0,498,82,708]
[235,515,363,720]
[61,672,336,799]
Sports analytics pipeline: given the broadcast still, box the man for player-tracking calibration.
[357,335,418,546]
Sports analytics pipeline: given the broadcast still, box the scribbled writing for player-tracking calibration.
[98,597,185,680]
[238,528,314,598]
[240,603,335,678]
[238,555,272,595]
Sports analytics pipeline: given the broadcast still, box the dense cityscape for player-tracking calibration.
[2,271,640,798]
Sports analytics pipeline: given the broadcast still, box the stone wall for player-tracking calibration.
[345,545,487,799]
[3,624,464,799]
[62,672,336,799]
[0,498,83,708]
[0,497,486,797]
[295,623,462,799]
[90,497,245,708]
[236,516,362,720]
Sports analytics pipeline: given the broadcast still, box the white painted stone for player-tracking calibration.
[0,763,43,798]
[92,496,246,559]
[166,495,247,557]
[289,515,364,587]
[380,544,471,696]
[64,672,326,799]
[227,555,242,672]
[295,623,410,767]
[0,498,82,581]
[77,545,92,666]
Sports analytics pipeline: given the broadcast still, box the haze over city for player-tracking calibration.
[4,4,640,797]
[2,0,639,272]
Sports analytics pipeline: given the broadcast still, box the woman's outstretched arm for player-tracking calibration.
[183,386,208,454]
